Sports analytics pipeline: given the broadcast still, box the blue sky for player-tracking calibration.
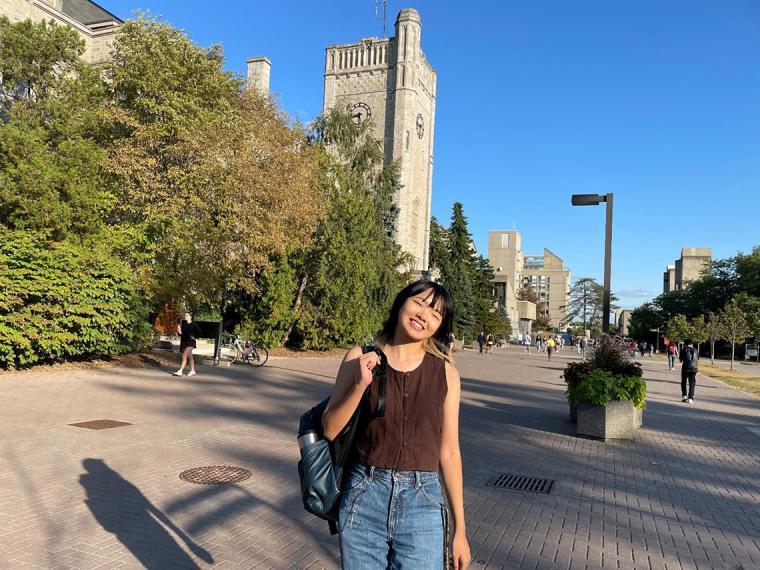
[103,0,759,308]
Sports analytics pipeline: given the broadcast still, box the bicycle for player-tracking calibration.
[217,334,269,367]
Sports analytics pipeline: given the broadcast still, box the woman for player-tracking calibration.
[322,280,471,570]
[173,312,202,377]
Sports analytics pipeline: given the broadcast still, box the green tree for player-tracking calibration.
[563,278,617,330]
[706,311,723,366]
[688,315,709,356]
[105,16,323,309]
[628,303,664,341]
[428,217,450,279]
[718,298,750,370]
[0,17,84,101]
[0,19,111,241]
[664,314,690,345]
[280,107,408,349]
[735,246,760,297]
[471,255,511,339]
[442,202,475,339]
[0,229,149,368]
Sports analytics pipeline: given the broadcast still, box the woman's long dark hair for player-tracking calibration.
[378,280,454,360]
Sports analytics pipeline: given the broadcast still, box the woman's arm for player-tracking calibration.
[321,347,380,441]
[439,362,471,570]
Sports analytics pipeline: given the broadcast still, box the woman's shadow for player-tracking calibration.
[80,458,213,569]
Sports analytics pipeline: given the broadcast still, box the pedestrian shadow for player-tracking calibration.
[80,459,213,569]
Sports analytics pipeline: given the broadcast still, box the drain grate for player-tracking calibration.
[179,466,252,485]
[486,473,555,494]
[69,419,132,430]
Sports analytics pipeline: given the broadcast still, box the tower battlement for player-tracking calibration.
[322,8,437,273]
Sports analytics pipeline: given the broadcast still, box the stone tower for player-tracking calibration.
[323,8,437,274]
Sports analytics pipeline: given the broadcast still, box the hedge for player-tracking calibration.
[0,230,149,368]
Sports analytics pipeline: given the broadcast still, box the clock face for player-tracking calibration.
[416,113,424,138]
[349,102,371,125]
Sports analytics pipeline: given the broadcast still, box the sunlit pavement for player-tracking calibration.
[1,347,759,569]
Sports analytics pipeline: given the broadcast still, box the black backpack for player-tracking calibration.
[682,346,698,370]
[297,346,387,534]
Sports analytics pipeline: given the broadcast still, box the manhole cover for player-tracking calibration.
[486,473,555,494]
[179,466,252,485]
[69,419,132,430]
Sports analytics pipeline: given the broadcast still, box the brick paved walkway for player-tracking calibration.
[1,347,758,569]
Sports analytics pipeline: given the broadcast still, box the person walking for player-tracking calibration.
[523,333,531,355]
[486,333,494,354]
[448,332,456,354]
[477,331,485,354]
[546,336,556,361]
[322,280,471,570]
[579,337,587,358]
[667,342,678,371]
[679,339,699,403]
[174,312,202,377]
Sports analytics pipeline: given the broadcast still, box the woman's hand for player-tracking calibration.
[355,350,381,389]
[452,530,471,569]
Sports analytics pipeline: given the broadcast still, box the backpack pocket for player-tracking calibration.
[299,440,340,517]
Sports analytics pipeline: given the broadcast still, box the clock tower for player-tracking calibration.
[323,8,437,274]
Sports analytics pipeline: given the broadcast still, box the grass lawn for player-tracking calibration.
[699,363,760,399]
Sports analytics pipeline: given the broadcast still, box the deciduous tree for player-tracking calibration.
[718,298,750,370]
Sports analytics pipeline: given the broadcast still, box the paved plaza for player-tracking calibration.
[1,347,759,569]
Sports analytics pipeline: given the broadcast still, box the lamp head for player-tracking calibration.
[571,194,605,206]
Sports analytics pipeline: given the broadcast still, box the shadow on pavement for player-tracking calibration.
[80,459,213,569]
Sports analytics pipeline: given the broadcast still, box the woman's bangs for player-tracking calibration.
[424,288,447,319]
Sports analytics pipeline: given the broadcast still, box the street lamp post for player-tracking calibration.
[571,193,614,334]
[650,327,661,353]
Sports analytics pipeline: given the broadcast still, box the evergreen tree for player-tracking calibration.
[275,107,408,349]
[443,203,475,339]
[428,217,450,279]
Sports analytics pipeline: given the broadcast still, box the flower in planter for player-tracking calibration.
[562,334,646,410]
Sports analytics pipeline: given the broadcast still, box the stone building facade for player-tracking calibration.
[322,8,437,274]
[1,0,122,65]
[662,247,712,293]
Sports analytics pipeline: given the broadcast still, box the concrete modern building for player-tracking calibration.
[323,8,436,274]
[617,309,633,337]
[488,230,572,337]
[663,265,676,294]
[662,248,712,293]
[1,0,122,65]
[489,231,529,338]
[520,249,572,331]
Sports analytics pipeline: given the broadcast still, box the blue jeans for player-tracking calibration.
[339,464,446,569]
[668,353,676,369]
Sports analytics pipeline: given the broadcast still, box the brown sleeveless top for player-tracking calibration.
[354,352,448,472]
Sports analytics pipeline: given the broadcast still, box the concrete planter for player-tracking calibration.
[576,400,642,440]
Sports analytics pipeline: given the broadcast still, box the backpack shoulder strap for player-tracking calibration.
[362,345,387,417]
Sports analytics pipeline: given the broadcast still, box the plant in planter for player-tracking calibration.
[562,335,647,439]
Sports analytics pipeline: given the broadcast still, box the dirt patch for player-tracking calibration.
[0,350,178,377]
[268,347,348,359]
[0,346,347,377]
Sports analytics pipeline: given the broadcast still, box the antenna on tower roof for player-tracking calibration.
[375,0,387,37]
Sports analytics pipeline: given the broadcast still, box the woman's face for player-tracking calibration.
[396,288,444,341]
[184,313,192,323]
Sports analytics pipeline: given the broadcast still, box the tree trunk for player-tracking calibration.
[710,339,715,365]
[280,271,309,347]
[730,341,735,370]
